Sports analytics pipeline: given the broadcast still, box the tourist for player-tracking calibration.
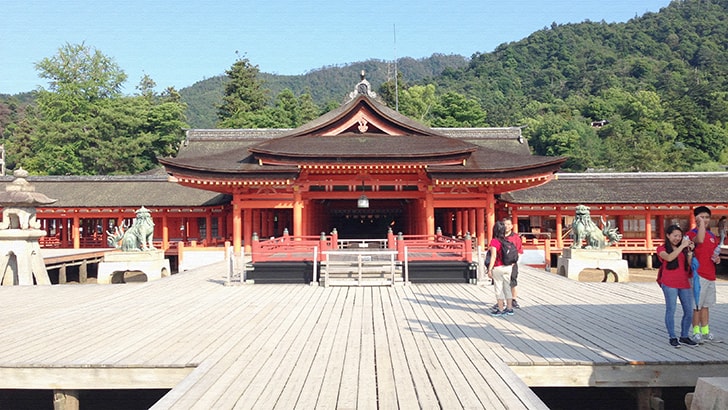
[686,206,722,344]
[657,225,697,348]
[504,218,524,308]
[487,221,514,316]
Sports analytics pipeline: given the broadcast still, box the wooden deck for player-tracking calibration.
[0,263,727,409]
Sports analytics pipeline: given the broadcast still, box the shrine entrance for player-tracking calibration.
[325,200,407,239]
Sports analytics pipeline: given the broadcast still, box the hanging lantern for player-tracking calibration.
[357,194,369,208]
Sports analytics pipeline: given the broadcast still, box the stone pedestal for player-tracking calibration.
[556,247,630,282]
[97,250,170,284]
[689,377,728,410]
[0,229,51,286]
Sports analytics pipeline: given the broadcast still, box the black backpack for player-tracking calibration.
[499,238,519,265]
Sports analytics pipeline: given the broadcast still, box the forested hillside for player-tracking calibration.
[2,0,728,174]
[428,0,728,171]
[180,54,469,128]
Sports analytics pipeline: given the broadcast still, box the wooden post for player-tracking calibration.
[544,239,552,271]
[464,233,473,262]
[59,265,67,284]
[397,232,405,262]
[387,228,395,250]
[79,261,88,284]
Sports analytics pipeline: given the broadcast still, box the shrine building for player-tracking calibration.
[5,77,728,282]
[158,76,565,257]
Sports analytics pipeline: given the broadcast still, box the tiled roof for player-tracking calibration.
[248,95,477,160]
[501,172,728,204]
[0,171,230,208]
[159,93,562,178]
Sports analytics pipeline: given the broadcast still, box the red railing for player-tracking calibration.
[393,232,473,262]
[250,229,474,264]
[251,230,337,263]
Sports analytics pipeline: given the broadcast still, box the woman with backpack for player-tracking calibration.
[487,221,515,316]
[657,224,697,348]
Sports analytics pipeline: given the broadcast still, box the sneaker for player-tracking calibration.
[679,337,698,347]
[703,333,723,343]
[691,333,703,345]
[504,309,515,316]
[512,299,520,309]
[491,303,499,311]
[490,309,506,317]
[669,338,681,348]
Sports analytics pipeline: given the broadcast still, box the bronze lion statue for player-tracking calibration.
[571,204,621,249]
[107,206,156,251]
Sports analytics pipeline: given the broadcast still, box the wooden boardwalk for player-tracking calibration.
[0,263,727,409]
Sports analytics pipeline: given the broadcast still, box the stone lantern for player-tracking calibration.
[0,168,57,285]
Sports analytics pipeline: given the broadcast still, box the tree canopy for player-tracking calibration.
[1,43,187,175]
[4,0,728,174]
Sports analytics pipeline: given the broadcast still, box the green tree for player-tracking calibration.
[35,42,127,101]
[217,57,270,127]
[430,92,487,127]
[398,84,437,124]
[2,44,186,175]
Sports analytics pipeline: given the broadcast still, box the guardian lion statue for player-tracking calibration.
[107,206,156,251]
[571,204,622,249]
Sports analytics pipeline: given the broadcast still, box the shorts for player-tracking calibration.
[695,276,716,309]
[509,263,519,288]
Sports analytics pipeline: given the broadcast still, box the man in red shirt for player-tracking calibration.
[686,206,722,344]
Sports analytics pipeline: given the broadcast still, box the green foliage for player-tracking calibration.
[217,59,322,129]
[1,43,187,175]
[181,54,469,128]
[35,42,127,101]
[217,57,269,127]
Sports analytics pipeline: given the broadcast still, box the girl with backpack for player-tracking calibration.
[657,224,697,348]
[487,221,515,316]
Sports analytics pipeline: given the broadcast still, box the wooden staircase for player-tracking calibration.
[320,250,402,287]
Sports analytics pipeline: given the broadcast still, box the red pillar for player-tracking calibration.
[293,187,303,237]
[468,208,476,237]
[244,208,253,253]
[425,186,435,237]
[476,207,485,250]
[232,196,242,256]
[485,191,495,244]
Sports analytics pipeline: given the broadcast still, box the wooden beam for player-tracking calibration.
[0,366,193,389]
[510,363,728,387]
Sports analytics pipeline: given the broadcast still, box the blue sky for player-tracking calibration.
[1,0,671,95]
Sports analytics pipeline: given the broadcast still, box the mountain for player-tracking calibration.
[179,54,469,128]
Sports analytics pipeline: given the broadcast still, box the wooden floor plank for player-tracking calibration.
[1,261,727,409]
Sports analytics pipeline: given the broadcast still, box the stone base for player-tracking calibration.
[97,250,170,284]
[689,377,728,410]
[0,229,50,286]
[557,248,630,282]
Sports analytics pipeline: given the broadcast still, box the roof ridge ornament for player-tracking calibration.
[348,70,378,101]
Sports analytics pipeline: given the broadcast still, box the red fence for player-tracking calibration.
[250,229,474,264]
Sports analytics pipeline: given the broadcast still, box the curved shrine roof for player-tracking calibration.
[159,93,565,181]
